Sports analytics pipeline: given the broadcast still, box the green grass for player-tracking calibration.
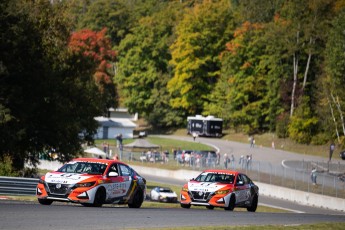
[94,136,213,152]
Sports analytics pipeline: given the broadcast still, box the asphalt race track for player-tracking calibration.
[0,200,344,230]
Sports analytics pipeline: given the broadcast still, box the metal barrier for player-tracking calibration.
[0,176,38,196]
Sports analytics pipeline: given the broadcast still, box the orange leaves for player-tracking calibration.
[241,61,252,70]
[225,42,241,54]
[234,21,263,38]
[224,21,263,55]
[68,28,116,85]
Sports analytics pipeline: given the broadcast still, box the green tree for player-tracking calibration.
[208,22,269,133]
[0,0,114,171]
[233,0,284,23]
[73,0,131,47]
[0,155,18,177]
[117,2,185,127]
[320,7,345,146]
[288,96,318,143]
[168,0,234,114]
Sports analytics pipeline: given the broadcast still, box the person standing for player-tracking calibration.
[223,153,229,169]
[311,167,317,185]
[192,132,197,141]
[230,154,235,169]
[239,155,245,169]
[249,136,255,148]
[329,143,335,161]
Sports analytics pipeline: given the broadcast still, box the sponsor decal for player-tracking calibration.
[45,173,90,184]
[188,182,226,192]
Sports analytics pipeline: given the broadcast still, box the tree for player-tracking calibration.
[288,96,318,143]
[208,21,269,133]
[276,0,334,117]
[73,0,131,47]
[68,28,117,109]
[117,2,185,127]
[0,0,115,172]
[321,7,345,146]
[168,0,234,114]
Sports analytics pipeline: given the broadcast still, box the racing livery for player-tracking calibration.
[36,158,146,208]
[180,169,259,212]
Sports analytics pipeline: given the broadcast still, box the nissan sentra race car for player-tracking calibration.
[36,158,146,208]
[180,169,259,212]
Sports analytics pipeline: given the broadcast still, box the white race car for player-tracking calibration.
[150,186,178,203]
[36,158,146,208]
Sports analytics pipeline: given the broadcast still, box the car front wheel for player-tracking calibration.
[128,189,144,208]
[92,188,105,207]
[224,194,235,211]
[38,198,53,205]
[247,194,258,212]
[180,203,191,209]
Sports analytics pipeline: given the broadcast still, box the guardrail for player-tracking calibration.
[0,176,38,196]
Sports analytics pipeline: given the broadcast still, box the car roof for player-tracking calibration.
[203,169,239,175]
[71,158,128,166]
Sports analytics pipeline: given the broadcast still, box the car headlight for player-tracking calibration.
[215,189,230,195]
[75,181,96,188]
[182,187,188,192]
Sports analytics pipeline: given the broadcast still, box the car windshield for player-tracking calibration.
[57,161,107,175]
[160,188,173,193]
[195,172,234,184]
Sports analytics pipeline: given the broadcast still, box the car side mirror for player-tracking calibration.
[109,172,118,177]
[190,178,195,181]
[237,181,244,185]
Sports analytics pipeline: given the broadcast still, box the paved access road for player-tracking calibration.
[1,200,344,230]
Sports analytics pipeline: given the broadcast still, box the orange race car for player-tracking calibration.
[36,158,146,208]
[180,169,259,212]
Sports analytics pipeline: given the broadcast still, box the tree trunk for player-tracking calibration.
[290,52,298,117]
[290,30,300,117]
[328,96,340,143]
[331,93,345,136]
[302,37,313,90]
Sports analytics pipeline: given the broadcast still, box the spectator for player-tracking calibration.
[311,167,317,185]
[230,154,235,169]
[184,152,190,166]
[246,155,252,170]
[223,153,229,169]
[192,132,198,141]
[249,136,255,148]
[239,155,245,169]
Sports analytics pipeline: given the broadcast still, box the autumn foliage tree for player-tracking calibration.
[68,28,117,109]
